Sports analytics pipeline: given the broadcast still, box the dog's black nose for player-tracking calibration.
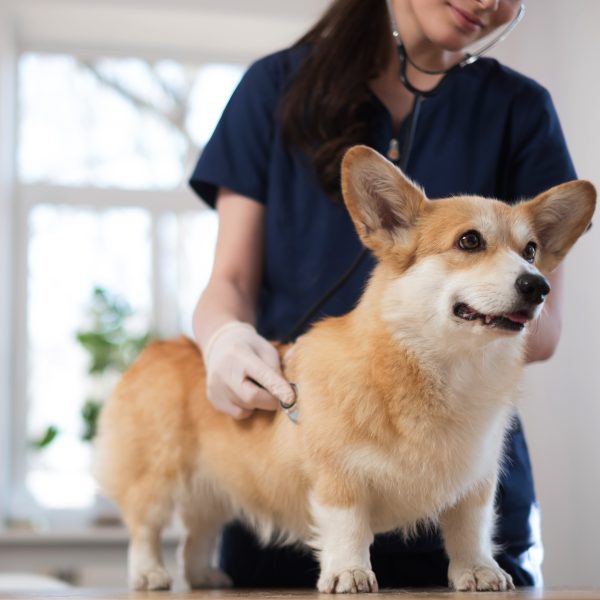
[515,273,550,305]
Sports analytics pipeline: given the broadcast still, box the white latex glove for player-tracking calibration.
[203,321,295,420]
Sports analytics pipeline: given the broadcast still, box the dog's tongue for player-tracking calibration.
[505,312,529,324]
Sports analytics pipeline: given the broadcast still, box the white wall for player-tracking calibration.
[10,0,326,63]
[492,0,600,587]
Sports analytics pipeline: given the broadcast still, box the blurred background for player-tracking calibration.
[0,0,598,590]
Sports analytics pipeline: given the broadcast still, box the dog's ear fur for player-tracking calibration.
[341,145,427,257]
[522,180,596,273]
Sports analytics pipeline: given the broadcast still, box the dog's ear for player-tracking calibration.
[522,180,596,273]
[341,145,427,257]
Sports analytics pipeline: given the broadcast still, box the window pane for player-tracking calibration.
[150,210,218,338]
[18,53,244,189]
[26,204,152,509]
[176,210,218,336]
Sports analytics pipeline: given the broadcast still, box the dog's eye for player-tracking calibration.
[523,241,537,263]
[458,230,484,251]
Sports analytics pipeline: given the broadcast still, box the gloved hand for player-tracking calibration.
[203,321,295,419]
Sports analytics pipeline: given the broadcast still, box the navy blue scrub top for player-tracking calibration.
[190,46,576,563]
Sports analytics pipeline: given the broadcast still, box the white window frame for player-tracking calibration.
[0,3,18,527]
[0,0,314,528]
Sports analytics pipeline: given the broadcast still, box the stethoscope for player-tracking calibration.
[282,2,526,344]
[387,1,526,97]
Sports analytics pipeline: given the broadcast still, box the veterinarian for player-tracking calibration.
[190,0,574,588]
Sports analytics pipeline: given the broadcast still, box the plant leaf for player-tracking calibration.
[32,425,59,450]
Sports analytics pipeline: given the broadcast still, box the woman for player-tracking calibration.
[190,0,574,588]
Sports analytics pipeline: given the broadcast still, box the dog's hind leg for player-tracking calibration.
[177,480,233,589]
[121,482,174,591]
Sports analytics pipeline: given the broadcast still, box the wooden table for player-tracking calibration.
[2,589,600,600]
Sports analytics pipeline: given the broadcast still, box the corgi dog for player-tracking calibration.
[94,146,595,594]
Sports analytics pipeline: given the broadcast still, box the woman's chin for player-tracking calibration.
[429,29,480,53]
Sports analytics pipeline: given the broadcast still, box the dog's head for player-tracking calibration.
[341,145,596,347]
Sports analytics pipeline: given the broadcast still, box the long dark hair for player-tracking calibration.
[280,0,392,201]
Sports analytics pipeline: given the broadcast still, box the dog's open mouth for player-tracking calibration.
[453,303,531,332]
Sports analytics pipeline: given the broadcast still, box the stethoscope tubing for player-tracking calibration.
[282,96,423,344]
[386,1,526,96]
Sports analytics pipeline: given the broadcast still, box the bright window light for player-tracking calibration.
[26,205,152,509]
[18,53,243,189]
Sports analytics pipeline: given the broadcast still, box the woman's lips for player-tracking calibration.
[449,4,484,33]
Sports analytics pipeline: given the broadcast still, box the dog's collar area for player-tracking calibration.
[280,382,299,424]
[453,302,531,332]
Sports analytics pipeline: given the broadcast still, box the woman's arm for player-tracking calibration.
[193,187,295,418]
[193,188,265,347]
[525,266,564,363]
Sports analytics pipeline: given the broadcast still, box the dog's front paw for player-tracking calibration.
[449,561,515,592]
[130,565,172,591]
[318,567,378,593]
[188,568,233,589]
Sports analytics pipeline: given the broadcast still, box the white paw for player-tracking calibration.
[449,562,515,592]
[318,567,378,593]
[188,568,233,589]
[130,565,172,591]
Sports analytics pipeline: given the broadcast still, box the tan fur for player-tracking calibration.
[94,146,595,593]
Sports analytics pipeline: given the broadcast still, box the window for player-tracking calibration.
[10,51,241,523]
[19,53,242,188]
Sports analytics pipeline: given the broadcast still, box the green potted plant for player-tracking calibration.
[35,286,154,447]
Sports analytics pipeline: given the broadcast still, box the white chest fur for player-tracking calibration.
[336,341,518,534]
[341,406,510,534]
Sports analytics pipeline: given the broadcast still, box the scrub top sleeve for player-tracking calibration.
[189,58,279,208]
[507,86,577,202]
